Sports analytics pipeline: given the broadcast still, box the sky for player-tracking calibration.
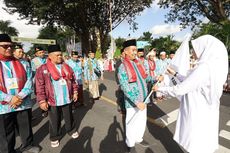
[112,2,191,41]
[0,0,192,51]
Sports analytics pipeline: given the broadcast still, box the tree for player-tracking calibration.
[193,22,230,51]
[3,0,152,54]
[35,25,77,52]
[138,31,153,42]
[157,0,230,28]
[115,37,126,49]
[0,20,18,36]
[151,35,180,54]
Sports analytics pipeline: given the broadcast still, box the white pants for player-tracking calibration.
[88,80,100,98]
[126,107,147,147]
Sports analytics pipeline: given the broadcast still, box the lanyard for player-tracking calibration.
[55,64,63,78]
[1,61,13,76]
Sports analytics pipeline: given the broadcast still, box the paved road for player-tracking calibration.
[15,72,230,153]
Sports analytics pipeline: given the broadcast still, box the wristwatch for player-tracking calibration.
[174,72,178,77]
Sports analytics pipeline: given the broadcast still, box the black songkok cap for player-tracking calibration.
[72,51,78,56]
[170,51,175,54]
[48,44,61,53]
[122,39,136,49]
[15,44,23,49]
[35,47,44,52]
[138,48,144,52]
[88,50,95,54]
[0,34,12,42]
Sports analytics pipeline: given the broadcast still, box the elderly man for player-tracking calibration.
[35,44,79,148]
[117,39,158,153]
[155,51,170,101]
[31,46,46,76]
[31,46,47,117]
[0,34,40,153]
[84,51,101,101]
[137,48,149,75]
[66,51,84,107]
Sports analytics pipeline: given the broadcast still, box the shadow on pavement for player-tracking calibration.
[73,89,95,130]
[99,116,126,153]
[147,102,168,120]
[220,93,230,107]
[146,102,184,153]
[147,122,184,153]
[33,121,49,147]
[60,126,94,153]
[31,106,44,127]
[99,83,107,96]
[145,148,155,153]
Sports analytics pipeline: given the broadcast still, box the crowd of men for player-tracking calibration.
[0,34,104,153]
[0,33,228,153]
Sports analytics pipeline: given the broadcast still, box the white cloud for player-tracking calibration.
[0,1,41,38]
[139,0,160,16]
[149,24,182,36]
[150,0,161,13]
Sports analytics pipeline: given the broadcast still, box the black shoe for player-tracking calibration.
[127,147,137,153]
[137,140,149,147]
[75,103,86,108]
[93,97,100,100]
[22,146,41,153]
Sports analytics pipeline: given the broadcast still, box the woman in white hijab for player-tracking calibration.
[153,35,228,153]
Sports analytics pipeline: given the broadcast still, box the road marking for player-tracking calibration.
[154,109,179,127]
[215,120,230,153]
[215,145,230,153]
[100,96,166,128]
[100,96,118,106]
[226,120,230,126]
[219,130,230,140]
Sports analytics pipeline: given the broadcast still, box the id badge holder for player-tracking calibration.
[6,78,19,89]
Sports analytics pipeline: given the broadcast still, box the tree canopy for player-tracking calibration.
[36,25,77,51]
[115,37,126,49]
[157,0,230,28]
[193,22,230,51]
[137,32,153,42]
[3,0,152,53]
[151,35,180,54]
[0,20,19,36]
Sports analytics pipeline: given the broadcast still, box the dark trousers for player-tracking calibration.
[0,109,33,153]
[77,85,84,104]
[116,86,126,114]
[48,104,76,141]
[16,109,33,152]
[147,82,155,102]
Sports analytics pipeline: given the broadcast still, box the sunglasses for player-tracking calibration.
[0,44,14,49]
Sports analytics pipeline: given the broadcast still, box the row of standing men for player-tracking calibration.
[0,33,103,153]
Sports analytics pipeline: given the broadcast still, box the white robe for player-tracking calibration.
[159,35,228,153]
[159,65,219,153]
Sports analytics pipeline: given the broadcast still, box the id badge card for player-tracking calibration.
[59,78,67,85]
[6,78,19,89]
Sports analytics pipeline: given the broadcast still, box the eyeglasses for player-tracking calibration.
[0,44,14,49]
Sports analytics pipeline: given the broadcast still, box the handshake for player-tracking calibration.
[152,67,177,92]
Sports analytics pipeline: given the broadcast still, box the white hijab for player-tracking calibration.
[191,35,228,105]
